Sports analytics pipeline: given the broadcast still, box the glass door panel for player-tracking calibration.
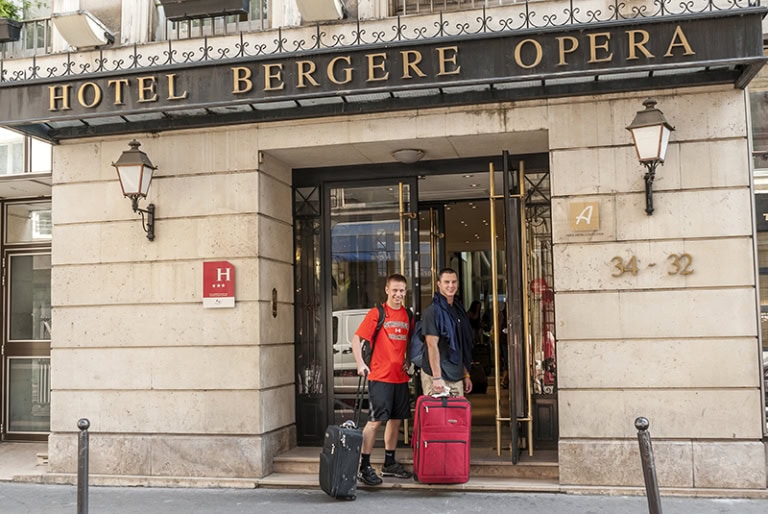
[4,252,52,439]
[329,181,417,426]
[9,254,51,341]
[7,357,50,433]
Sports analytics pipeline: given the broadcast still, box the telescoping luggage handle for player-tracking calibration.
[340,371,367,430]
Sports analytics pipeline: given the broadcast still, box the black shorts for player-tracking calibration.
[367,380,411,422]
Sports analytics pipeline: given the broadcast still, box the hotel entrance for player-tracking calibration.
[293,152,557,463]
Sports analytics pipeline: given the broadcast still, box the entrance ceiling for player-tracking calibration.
[267,130,549,169]
[0,173,52,200]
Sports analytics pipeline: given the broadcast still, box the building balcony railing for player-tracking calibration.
[0,0,764,66]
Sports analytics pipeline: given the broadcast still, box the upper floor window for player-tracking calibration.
[161,0,269,39]
[0,128,51,176]
[0,0,52,58]
[390,0,517,15]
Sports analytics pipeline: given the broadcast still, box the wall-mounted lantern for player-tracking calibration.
[626,98,675,215]
[112,140,157,241]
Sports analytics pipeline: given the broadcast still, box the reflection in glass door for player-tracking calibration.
[3,253,51,439]
[328,181,417,426]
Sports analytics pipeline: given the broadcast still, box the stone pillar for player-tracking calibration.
[48,128,295,480]
[550,88,767,489]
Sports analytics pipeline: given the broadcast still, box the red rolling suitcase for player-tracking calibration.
[411,394,471,484]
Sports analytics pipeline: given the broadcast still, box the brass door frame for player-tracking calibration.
[488,154,533,460]
[398,182,417,444]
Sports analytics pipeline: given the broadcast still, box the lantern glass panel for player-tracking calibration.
[117,164,144,196]
[658,126,671,162]
[631,125,663,162]
[117,164,143,196]
[140,167,153,196]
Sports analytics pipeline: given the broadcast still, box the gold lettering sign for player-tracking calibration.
[556,36,578,66]
[167,74,189,100]
[49,85,72,112]
[664,26,695,57]
[327,56,353,85]
[137,76,158,103]
[263,63,285,91]
[626,30,653,60]
[587,32,613,63]
[367,53,389,82]
[77,82,102,108]
[400,50,426,79]
[108,79,129,105]
[41,23,705,115]
[296,61,320,88]
[232,66,254,94]
[436,46,461,76]
[514,39,543,69]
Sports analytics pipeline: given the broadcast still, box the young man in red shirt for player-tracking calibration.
[351,273,413,485]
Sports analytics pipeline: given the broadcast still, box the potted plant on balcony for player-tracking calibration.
[0,0,24,43]
[158,0,250,23]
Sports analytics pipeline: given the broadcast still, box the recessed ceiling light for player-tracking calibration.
[463,174,473,178]
[470,184,479,188]
[392,148,425,164]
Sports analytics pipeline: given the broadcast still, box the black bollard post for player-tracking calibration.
[77,418,90,514]
[635,417,662,514]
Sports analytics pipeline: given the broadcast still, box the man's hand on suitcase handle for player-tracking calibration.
[432,376,446,395]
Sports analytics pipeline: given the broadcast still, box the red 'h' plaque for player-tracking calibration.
[203,261,235,308]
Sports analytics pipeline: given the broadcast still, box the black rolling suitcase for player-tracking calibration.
[468,362,488,395]
[319,376,365,500]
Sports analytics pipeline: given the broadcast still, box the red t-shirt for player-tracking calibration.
[355,303,411,384]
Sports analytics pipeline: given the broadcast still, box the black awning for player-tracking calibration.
[1,8,765,142]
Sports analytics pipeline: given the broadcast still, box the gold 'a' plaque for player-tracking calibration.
[569,201,600,232]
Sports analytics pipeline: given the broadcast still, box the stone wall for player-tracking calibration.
[48,127,295,479]
[550,87,767,489]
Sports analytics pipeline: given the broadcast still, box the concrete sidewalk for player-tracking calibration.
[0,443,47,482]
[1,482,768,514]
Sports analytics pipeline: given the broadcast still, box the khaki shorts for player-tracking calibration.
[420,372,464,397]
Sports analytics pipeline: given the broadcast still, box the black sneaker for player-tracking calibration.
[358,465,383,485]
[381,461,413,479]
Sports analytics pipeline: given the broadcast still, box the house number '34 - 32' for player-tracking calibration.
[611,253,694,277]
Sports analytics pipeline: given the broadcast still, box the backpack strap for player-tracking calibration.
[368,303,386,361]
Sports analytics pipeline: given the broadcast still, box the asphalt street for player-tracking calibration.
[1,482,767,514]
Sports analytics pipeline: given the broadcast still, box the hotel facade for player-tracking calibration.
[0,0,767,494]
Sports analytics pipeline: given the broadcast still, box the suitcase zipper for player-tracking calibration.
[423,439,467,448]
[424,405,468,413]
